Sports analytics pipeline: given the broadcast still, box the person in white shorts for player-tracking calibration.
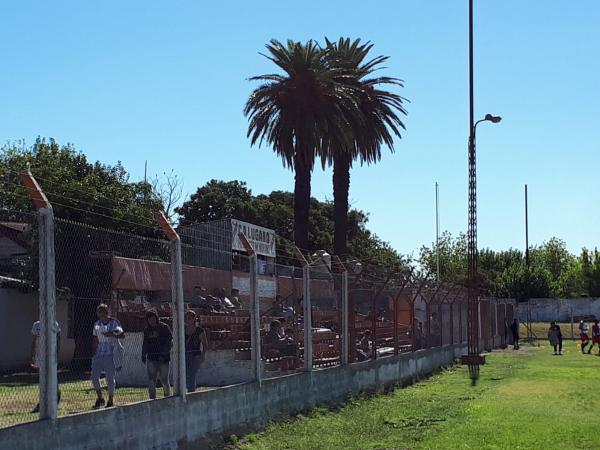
[30,320,61,413]
[91,303,125,408]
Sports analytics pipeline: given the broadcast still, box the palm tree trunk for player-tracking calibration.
[333,152,351,257]
[293,155,311,251]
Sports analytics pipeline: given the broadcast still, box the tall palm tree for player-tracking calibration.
[323,38,408,257]
[245,39,356,250]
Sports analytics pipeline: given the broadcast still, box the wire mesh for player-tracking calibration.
[51,218,175,414]
[0,209,41,428]
[261,262,303,378]
[309,267,342,369]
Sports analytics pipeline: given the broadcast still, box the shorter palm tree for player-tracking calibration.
[323,38,407,257]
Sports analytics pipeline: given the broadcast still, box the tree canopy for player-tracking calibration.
[0,137,162,234]
[177,179,408,268]
[420,232,600,299]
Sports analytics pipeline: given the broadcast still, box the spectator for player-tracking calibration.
[230,288,243,309]
[91,304,125,409]
[579,320,591,354]
[357,329,372,361]
[547,322,562,355]
[208,295,230,315]
[142,310,173,399]
[412,320,424,350]
[184,310,208,393]
[265,320,297,358]
[510,318,520,350]
[191,286,208,308]
[273,295,294,320]
[30,319,62,413]
[216,288,235,309]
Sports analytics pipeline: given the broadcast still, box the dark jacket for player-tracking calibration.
[185,327,204,358]
[142,319,173,362]
[510,321,519,338]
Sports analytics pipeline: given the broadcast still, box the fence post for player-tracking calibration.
[303,265,313,371]
[293,248,312,371]
[21,171,58,420]
[155,212,186,399]
[341,271,349,365]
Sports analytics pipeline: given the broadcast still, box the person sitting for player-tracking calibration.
[230,288,243,309]
[272,295,294,320]
[191,286,208,308]
[356,330,372,361]
[215,288,235,309]
[265,320,299,369]
[206,295,230,315]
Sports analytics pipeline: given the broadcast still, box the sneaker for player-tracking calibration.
[105,399,114,408]
[93,398,105,409]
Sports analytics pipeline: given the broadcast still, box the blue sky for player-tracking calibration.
[1,1,599,258]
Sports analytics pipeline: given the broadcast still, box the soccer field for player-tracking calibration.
[238,343,600,449]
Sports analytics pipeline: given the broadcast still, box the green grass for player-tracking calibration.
[0,373,203,429]
[239,343,600,450]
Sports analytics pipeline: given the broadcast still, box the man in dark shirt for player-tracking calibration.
[142,310,173,399]
[509,318,520,350]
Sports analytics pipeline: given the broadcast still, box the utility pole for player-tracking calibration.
[436,182,440,285]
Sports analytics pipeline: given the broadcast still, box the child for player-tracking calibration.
[91,304,125,408]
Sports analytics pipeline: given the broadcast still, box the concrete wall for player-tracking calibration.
[527,298,600,322]
[116,333,255,387]
[0,344,466,450]
[0,289,75,372]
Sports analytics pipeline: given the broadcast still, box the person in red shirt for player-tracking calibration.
[589,320,600,355]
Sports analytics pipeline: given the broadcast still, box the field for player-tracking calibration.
[238,343,600,449]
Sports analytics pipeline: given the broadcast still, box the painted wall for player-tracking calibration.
[526,298,600,322]
[0,344,466,450]
[0,289,74,372]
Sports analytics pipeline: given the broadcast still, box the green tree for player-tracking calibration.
[245,39,358,250]
[1,138,162,232]
[176,179,408,268]
[323,37,407,257]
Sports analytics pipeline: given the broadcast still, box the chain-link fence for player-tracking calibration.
[0,201,510,431]
[0,209,40,428]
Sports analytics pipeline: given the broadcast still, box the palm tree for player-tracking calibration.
[323,38,407,257]
[245,39,356,250]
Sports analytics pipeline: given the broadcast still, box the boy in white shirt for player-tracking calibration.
[91,303,125,408]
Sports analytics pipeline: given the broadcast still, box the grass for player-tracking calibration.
[0,372,206,429]
[238,343,600,450]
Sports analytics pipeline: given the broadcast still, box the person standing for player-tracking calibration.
[30,319,62,413]
[184,310,208,393]
[547,322,562,355]
[91,304,125,408]
[141,310,173,399]
[510,318,520,350]
[589,320,600,355]
[579,320,591,354]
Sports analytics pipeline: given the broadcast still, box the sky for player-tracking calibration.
[1,1,599,259]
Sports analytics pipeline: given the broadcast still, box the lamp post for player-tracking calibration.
[463,0,503,383]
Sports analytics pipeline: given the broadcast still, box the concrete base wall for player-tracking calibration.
[1,344,465,450]
[116,334,255,387]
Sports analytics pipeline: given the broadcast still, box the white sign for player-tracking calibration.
[231,219,276,258]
